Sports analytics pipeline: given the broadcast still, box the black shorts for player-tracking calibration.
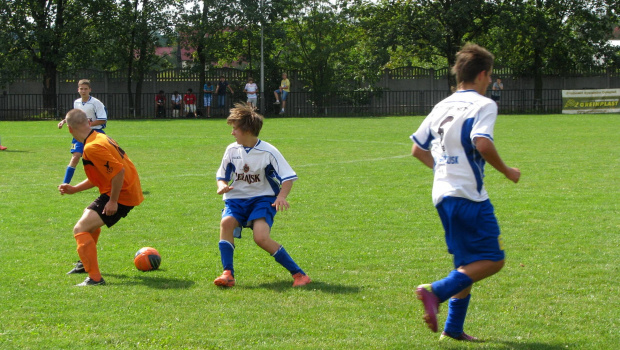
[87,194,134,228]
[491,95,500,101]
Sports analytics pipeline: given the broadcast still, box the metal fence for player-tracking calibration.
[0,89,565,120]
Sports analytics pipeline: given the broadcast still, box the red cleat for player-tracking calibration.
[214,270,235,287]
[292,272,311,287]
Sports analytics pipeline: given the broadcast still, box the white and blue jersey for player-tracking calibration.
[216,140,298,201]
[411,90,497,206]
[74,96,107,130]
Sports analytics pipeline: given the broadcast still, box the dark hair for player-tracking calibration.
[451,44,494,85]
[187,88,192,92]
[227,103,263,136]
[158,90,164,94]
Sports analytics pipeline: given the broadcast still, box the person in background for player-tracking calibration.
[155,90,166,118]
[244,77,259,108]
[215,76,234,113]
[183,88,197,118]
[203,82,214,118]
[273,73,290,114]
[58,79,108,186]
[491,78,503,103]
[171,91,182,118]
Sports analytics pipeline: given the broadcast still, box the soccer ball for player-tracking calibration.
[134,247,161,271]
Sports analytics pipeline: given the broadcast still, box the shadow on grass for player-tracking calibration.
[488,341,576,349]
[241,280,361,294]
[104,271,194,289]
[1,149,31,153]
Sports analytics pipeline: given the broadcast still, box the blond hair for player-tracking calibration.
[65,109,89,128]
[78,79,91,87]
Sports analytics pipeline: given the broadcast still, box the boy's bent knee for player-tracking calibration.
[220,216,239,230]
[458,259,505,282]
[485,259,505,277]
[494,259,505,272]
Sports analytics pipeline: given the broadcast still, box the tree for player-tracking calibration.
[280,0,357,107]
[355,0,497,90]
[97,0,173,116]
[485,0,618,107]
[176,0,239,109]
[0,0,110,112]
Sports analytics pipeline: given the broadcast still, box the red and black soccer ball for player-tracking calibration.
[134,247,161,272]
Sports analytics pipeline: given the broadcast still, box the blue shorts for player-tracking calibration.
[71,129,105,154]
[436,196,504,268]
[204,94,212,107]
[274,90,288,101]
[222,196,277,228]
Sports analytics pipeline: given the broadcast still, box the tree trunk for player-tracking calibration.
[42,62,57,114]
[533,46,543,111]
[127,59,135,117]
[135,75,143,116]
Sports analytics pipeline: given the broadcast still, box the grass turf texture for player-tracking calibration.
[0,114,618,349]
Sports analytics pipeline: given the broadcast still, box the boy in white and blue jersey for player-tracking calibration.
[58,79,107,185]
[213,102,311,288]
[410,44,520,342]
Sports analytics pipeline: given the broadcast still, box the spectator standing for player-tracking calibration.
[183,88,197,118]
[203,82,214,118]
[491,78,503,102]
[215,76,234,112]
[171,91,182,118]
[155,90,166,118]
[244,77,259,108]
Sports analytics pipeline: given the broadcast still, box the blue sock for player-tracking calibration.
[63,166,76,184]
[272,246,304,275]
[444,294,471,337]
[218,240,235,276]
[431,270,473,302]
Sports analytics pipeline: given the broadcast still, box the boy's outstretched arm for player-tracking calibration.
[474,137,520,183]
[58,179,95,195]
[272,180,293,211]
[412,144,434,169]
[217,180,234,195]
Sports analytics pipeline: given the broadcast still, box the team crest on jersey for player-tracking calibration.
[104,161,113,173]
[243,164,250,173]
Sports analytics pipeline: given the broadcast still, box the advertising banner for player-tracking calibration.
[562,89,620,114]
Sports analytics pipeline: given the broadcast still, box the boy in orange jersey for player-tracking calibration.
[58,109,144,286]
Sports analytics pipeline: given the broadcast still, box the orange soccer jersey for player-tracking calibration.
[82,131,143,206]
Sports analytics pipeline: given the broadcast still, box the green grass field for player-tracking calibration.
[0,114,618,349]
